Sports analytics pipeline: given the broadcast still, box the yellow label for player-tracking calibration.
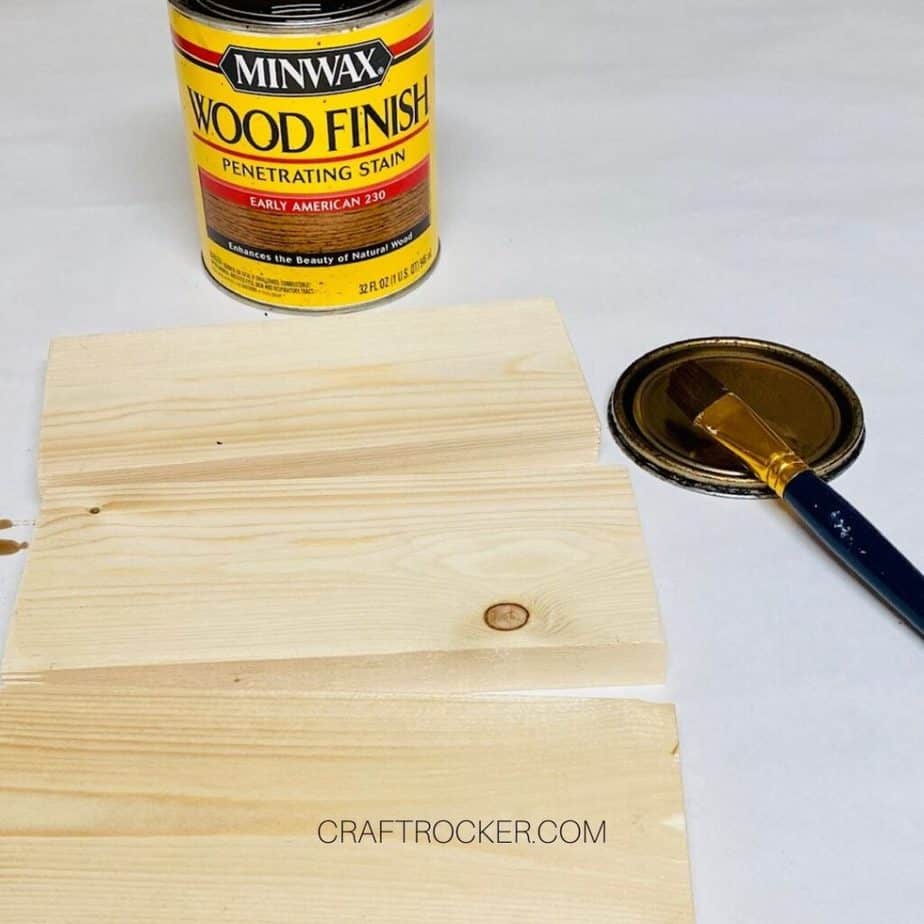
[169,1,437,310]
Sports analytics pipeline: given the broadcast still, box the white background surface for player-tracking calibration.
[2,1,923,920]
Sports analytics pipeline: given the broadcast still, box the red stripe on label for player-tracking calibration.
[389,18,434,57]
[193,118,430,165]
[199,157,430,214]
[172,32,223,66]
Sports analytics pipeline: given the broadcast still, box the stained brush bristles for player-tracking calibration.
[667,361,730,422]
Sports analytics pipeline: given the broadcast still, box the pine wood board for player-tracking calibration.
[0,689,694,922]
[2,467,664,687]
[37,298,600,493]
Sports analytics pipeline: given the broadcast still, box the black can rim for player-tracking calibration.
[169,0,418,30]
[608,336,867,499]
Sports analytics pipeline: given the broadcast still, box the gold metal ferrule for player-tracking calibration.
[695,394,809,496]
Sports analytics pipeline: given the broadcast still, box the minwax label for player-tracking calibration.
[169,1,437,310]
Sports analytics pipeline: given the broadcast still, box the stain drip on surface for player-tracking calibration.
[0,518,29,555]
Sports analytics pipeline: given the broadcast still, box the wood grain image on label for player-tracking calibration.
[202,176,430,254]
[36,300,601,492]
[2,468,664,687]
[0,690,694,922]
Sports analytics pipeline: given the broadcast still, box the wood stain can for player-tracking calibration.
[167,0,438,311]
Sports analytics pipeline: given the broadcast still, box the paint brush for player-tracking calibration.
[667,361,924,636]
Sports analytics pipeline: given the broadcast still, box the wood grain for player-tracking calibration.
[0,690,693,922]
[2,468,663,686]
[37,299,600,493]
[202,175,431,253]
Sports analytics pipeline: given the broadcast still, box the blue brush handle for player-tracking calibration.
[783,471,924,636]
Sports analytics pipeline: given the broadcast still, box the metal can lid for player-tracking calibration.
[175,0,411,27]
[609,337,866,498]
